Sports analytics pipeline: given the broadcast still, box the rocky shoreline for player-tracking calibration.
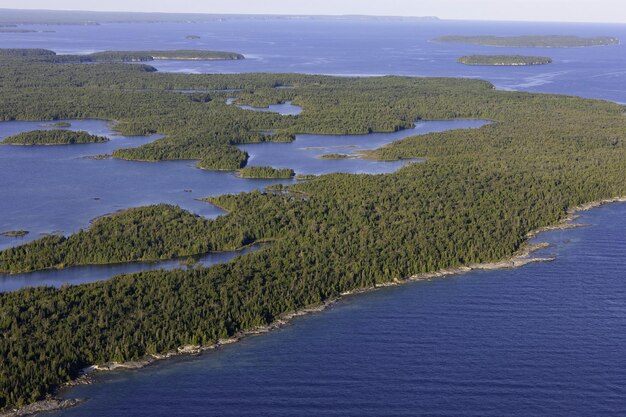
[4,196,626,416]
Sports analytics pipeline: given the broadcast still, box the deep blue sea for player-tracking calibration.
[1,17,626,416]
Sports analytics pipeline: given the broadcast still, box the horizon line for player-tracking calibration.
[1,7,624,25]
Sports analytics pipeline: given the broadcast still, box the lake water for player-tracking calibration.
[1,17,626,416]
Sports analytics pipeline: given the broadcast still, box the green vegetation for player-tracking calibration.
[89,50,245,61]
[295,174,318,180]
[0,48,243,63]
[458,55,552,66]
[239,166,295,179]
[1,130,109,145]
[1,51,626,410]
[0,230,28,238]
[41,122,71,127]
[434,35,620,48]
[318,153,352,159]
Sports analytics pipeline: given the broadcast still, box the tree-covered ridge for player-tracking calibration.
[1,54,626,409]
[1,129,109,145]
[458,55,552,66]
[434,35,620,47]
[239,166,295,178]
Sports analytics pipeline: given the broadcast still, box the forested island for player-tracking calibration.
[0,48,244,63]
[1,130,109,145]
[434,35,620,48]
[458,55,552,66]
[0,230,28,238]
[318,153,352,159]
[41,122,71,127]
[239,166,295,178]
[1,49,626,411]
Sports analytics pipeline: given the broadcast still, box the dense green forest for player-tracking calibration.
[239,166,295,178]
[434,35,620,47]
[0,48,243,63]
[1,129,109,145]
[1,51,626,410]
[458,55,552,66]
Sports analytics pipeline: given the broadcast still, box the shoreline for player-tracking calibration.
[2,195,626,417]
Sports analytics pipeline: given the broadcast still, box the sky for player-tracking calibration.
[2,0,625,24]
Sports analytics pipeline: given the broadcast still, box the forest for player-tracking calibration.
[457,55,552,66]
[0,51,626,410]
[1,129,109,145]
[0,48,244,63]
[239,166,295,179]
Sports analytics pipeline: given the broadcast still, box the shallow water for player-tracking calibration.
[52,203,626,417]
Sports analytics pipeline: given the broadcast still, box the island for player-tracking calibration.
[433,35,620,48]
[1,130,109,145]
[0,48,244,63]
[318,153,353,159]
[239,166,296,179]
[41,122,72,127]
[0,230,28,237]
[186,35,201,40]
[458,55,552,66]
[1,48,626,413]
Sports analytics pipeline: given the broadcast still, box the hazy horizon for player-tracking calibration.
[2,0,626,24]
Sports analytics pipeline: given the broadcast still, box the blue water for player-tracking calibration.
[2,20,625,103]
[0,245,262,293]
[233,100,303,116]
[52,203,626,417]
[1,17,626,416]
[0,118,480,253]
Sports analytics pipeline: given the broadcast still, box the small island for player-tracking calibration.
[185,35,201,40]
[2,130,109,145]
[458,55,552,66]
[318,153,353,159]
[433,35,620,48]
[0,230,29,237]
[239,166,295,179]
[41,122,72,127]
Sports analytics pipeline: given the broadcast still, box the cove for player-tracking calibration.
[0,245,262,293]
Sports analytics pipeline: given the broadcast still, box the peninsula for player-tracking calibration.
[458,55,552,66]
[239,166,296,179]
[434,35,620,48]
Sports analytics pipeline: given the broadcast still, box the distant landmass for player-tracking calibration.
[0,8,439,25]
[434,35,619,48]
[458,55,552,66]
[0,48,245,62]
